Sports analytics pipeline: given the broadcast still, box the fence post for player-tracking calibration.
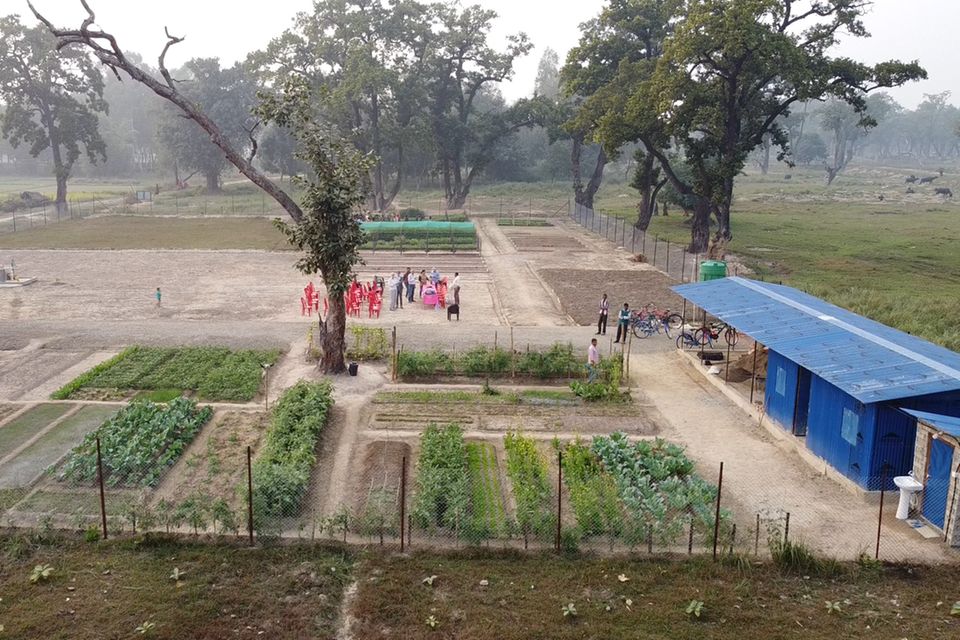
[510,327,515,379]
[665,239,671,275]
[875,468,886,559]
[96,437,108,540]
[652,236,659,267]
[688,518,694,554]
[680,249,686,282]
[783,512,790,545]
[11,210,15,233]
[749,344,759,403]
[712,461,724,560]
[755,513,761,556]
[391,326,398,382]
[555,450,562,552]
[400,455,407,552]
[247,446,255,545]
[642,231,646,255]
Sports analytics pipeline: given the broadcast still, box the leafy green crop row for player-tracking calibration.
[558,439,622,538]
[412,424,471,532]
[251,381,333,531]
[466,442,507,538]
[591,433,726,546]
[396,343,582,379]
[52,346,281,401]
[58,397,212,488]
[504,432,555,540]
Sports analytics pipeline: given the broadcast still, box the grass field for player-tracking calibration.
[1,533,957,639]
[0,177,146,202]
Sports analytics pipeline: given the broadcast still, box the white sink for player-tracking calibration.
[893,475,923,519]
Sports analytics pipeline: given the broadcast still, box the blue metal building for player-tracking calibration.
[673,277,960,491]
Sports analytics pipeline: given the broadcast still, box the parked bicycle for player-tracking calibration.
[675,321,739,349]
[630,303,684,339]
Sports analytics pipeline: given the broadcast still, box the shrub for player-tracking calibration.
[346,326,389,361]
[251,381,334,529]
[412,424,470,531]
[396,350,454,378]
[398,207,426,220]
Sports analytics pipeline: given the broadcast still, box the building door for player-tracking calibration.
[923,437,955,530]
[792,368,812,436]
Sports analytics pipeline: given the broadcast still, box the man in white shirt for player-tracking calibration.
[587,338,600,383]
[597,293,609,335]
[452,272,461,306]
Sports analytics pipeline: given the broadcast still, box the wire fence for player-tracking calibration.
[2,426,954,564]
[570,201,707,283]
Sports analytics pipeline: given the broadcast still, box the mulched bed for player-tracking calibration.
[503,230,588,251]
[539,268,687,325]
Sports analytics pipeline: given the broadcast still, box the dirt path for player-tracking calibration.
[637,350,954,563]
[474,218,571,326]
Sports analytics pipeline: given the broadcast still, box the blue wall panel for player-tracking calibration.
[806,376,874,487]
[898,390,960,418]
[765,350,799,430]
[869,407,917,491]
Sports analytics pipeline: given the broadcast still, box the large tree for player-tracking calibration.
[424,3,537,208]
[254,0,433,211]
[821,92,896,184]
[0,13,106,212]
[157,58,257,192]
[562,0,679,221]
[30,1,364,373]
[620,0,925,252]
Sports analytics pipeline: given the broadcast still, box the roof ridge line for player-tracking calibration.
[732,277,960,383]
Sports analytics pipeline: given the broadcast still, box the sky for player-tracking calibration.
[22,0,958,108]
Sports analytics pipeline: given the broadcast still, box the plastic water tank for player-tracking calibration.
[699,260,727,281]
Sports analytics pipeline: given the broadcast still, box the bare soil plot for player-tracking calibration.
[503,229,588,252]
[0,403,71,456]
[0,403,19,424]
[539,268,687,325]
[0,350,92,401]
[350,440,409,541]
[0,405,117,489]
[152,410,269,513]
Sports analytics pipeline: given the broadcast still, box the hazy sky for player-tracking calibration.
[23,0,957,108]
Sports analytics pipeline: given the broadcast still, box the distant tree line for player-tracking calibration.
[0,1,937,250]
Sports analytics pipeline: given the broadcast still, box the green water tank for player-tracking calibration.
[700,260,727,281]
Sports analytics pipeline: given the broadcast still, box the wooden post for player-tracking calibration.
[247,446,255,545]
[96,437,108,540]
[555,450,562,552]
[712,461,724,561]
[494,330,498,351]
[725,341,731,382]
[625,326,633,386]
[665,239,671,275]
[784,512,790,544]
[652,235,658,267]
[680,249,686,282]
[400,456,407,552]
[755,513,760,556]
[391,326,397,382]
[749,342,759,403]
[510,327,515,379]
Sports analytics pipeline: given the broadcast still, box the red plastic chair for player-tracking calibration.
[368,292,382,318]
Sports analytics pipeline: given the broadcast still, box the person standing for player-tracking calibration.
[404,267,415,303]
[388,273,400,311]
[597,293,609,335]
[614,303,631,344]
[430,267,440,286]
[587,338,600,383]
[155,287,162,307]
[418,269,427,299]
[397,270,405,309]
[452,272,461,306]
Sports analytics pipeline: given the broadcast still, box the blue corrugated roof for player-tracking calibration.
[672,277,960,404]
[901,409,960,439]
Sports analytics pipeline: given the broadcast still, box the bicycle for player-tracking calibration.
[640,303,684,331]
[691,321,739,347]
[630,313,664,339]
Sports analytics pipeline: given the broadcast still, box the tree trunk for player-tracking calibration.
[205,171,221,193]
[55,171,68,215]
[318,292,347,374]
[571,135,607,209]
[759,135,771,175]
[689,197,711,254]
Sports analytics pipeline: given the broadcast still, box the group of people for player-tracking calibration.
[596,292,633,343]
[374,267,462,312]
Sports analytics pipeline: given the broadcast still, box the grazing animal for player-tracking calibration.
[906,187,915,194]
[877,194,885,201]
[935,187,953,197]
[905,175,918,184]
[919,176,937,184]
[783,174,792,180]
[447,303,460,321]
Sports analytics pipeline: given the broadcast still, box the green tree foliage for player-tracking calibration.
[256,122,304,181]
[0,13,106,210]
[157,58,257,191]
[258,79,374,373]
[821,93,897,184]
[253,0,434,211]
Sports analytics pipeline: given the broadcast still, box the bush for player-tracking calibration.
[395,343,581,380]
[251,381,334,529]
[412,424,470,531]
[396,350,454,378]
[397,207,426,220]
[346,326,389,361]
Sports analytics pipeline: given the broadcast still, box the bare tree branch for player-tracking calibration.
[27,0,303,223]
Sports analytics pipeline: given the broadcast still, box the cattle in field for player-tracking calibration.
[905,175,918,183]
[935,187,953,197]
[918,176,937,184]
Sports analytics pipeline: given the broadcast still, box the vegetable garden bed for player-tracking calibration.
[57,398,211,489]
[496,218,551,227]
[396,344,583,381]
[52,346,282,402]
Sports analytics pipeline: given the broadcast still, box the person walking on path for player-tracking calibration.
[452,272,461,306]
[404,267,415,303]
[388,272,400,311]
[587,338,600,383]
[155,287,162,307]
[597,293,609,335]
[614,303,631,344]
